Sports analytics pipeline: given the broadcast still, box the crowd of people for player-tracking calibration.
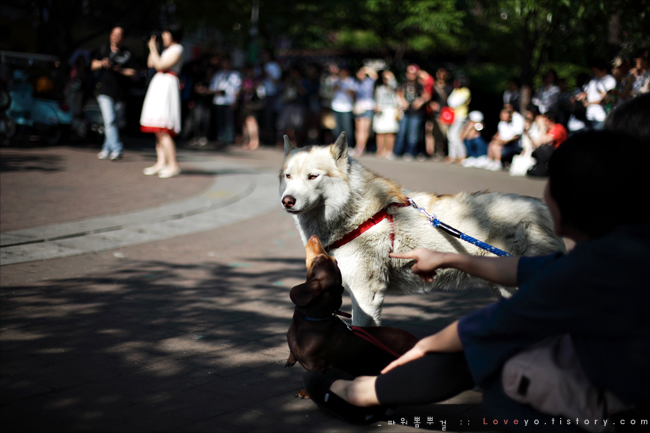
[178,48,649,178]
[62,25,649,181]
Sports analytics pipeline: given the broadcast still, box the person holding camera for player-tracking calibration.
[91,25,136,161]
[140,23,184,179]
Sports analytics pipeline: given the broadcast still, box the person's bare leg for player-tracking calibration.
[355,117,370,156]
[247,115,260,150]
[160,133,179,173]
[376,133,386,157]
[144,133,167,174]
[425,120,434,156]
[385,133,395,157]
[330,376,381,407]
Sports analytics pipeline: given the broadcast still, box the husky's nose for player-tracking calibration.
[282,195,296,209]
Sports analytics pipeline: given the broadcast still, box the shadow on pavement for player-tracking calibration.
[0,254,496,432]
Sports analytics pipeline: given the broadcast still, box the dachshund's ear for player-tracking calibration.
[290,279,322,307]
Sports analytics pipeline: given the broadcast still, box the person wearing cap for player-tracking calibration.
[394,64,430,161]
[459,110,488,168]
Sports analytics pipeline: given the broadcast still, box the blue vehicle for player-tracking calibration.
[1,51,72,145]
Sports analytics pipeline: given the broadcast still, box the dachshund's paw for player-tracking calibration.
[285,361,296,368]
[294,388,310,399]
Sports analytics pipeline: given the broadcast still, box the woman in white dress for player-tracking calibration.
[140,24,184,179]
[372,70,399,158]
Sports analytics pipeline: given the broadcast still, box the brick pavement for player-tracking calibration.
[0,143,214,232]
[0,139,554,432]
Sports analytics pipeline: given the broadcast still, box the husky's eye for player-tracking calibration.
[308,174,319,180]
[285,173,291,179]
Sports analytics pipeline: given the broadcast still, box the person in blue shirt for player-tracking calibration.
[304,129,650,430]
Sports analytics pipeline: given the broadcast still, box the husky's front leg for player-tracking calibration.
[348,286,385,326]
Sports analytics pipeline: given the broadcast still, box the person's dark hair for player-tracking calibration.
[545,69,558,83]
[590,58,609,72]
[114,24,129,38]
[164,22,183,42]
[543,111,558,123]
[548,130,649,238]
[526,103,540,116]
[456,73,470,88]
[605,93,650,144]
[576,72,590,88]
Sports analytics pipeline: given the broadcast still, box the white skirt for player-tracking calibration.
[373,107,399,134]
[140,72,181,136]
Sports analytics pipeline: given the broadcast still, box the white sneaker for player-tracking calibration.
[143,166,164,175]
[461,157,477,167]
[158,167,181,179]
[473,156,490,168]
[97,150,110,160]
[402,154,414,162]
[110,151,122,161]
[487,160,503,171]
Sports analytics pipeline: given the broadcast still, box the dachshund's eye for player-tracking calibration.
[285,173,291,179]
[308,174,319,180]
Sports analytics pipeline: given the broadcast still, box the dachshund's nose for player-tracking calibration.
[282,195,296,208]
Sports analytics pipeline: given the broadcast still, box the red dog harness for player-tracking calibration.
[326,202,409,251]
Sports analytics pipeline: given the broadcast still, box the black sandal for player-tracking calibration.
[303,370,388,425]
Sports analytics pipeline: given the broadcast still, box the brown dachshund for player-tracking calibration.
[286,235,419,394]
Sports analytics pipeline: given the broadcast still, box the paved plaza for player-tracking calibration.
[0,139,551,432]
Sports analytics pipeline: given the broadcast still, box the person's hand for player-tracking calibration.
[101,58,111,69]
[390,248,451,283]
[381,341,428,374]
[147,35,158,52]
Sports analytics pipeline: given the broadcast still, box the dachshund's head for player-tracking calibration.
[289,235,344,314]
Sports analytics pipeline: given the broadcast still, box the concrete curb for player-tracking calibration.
[0,160,280,266]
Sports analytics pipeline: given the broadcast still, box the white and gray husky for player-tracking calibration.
[280,133,565,326]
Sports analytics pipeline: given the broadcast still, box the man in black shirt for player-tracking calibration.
[394,64,430,160]
[91,26,136,160]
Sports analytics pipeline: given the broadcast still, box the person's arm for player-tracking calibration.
[90,58,106,71]
[527,130,554,148]
[412,91,431,110]
[363,67,378,81]
[113,64,136,78]
[382,320,462,373]
[390,248,519,287]
[146,37,182,71]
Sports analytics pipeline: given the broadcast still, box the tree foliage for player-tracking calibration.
[10,0,649,87]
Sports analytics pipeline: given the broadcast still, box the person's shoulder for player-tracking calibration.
[602,74,617,87]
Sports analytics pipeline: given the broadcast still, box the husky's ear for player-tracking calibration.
[331,132,348,161]
[289,280,322,307]
[283,135,297,156]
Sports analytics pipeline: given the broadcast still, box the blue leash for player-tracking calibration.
[406,197,512,257]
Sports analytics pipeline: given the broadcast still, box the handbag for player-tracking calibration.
[502,335,630,432]
[440,106,455,125]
